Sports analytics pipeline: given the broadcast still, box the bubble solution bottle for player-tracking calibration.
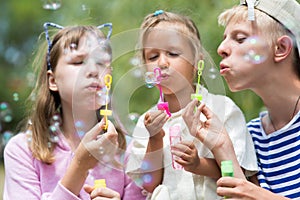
[221,160,234,199]
[221,160,234,177]
[169,124,183,170]
[94,179,106,189]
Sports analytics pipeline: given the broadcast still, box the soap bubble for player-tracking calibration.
[96,87,110,107]
[0,102,12,123]
[128,113,140,124]
[51,114,62,127]
[12,92,19,102]
[145,72,159,88]
[42,0,61,10]
[243,36,268,64]
[142,174,153,184]
[208,67,218,80]
[2,130,13,146]
[75,120,85,138]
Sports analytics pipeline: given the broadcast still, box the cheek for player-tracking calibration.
[145,64,156,72]
[173,66,194,83]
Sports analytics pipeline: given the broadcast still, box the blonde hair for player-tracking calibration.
[25,25,125,164]
[218,5,300,76]
[137,11,203,65]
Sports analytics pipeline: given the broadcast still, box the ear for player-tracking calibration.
[47,70,58,91]
[274,35,293,63]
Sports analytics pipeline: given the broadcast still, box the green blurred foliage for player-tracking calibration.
[0,0,264,135]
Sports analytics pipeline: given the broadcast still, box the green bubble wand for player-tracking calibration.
[191,60,205,101]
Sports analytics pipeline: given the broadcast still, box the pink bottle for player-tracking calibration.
[169,124,183,170]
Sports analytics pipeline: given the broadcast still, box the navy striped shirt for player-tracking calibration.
[247,111,300,199]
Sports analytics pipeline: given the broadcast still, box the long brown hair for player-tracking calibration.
[25,25,126,164]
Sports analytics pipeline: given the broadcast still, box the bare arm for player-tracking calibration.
[140,111,168,193]
[182,99,245,179]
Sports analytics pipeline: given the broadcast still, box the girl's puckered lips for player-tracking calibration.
[87,82,102,91]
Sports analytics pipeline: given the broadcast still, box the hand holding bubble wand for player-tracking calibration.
[100,74,112,130]
[154,67,172,117]
[191,60,205,101]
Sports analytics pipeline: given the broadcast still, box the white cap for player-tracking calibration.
[240,0,300,58]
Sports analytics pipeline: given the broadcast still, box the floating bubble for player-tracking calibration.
[12,92,19,102]
[141,161,150,171]
[96,87,110,107]
[99,146,104,154]
[130,56,141,67]
[26,129,33,143]
[131,68,143,79]
[208,67,218,80]
[70,43,77,50]
[81,4,89,12]
[128,113,140,124]
[2,130,13,145]
[42,0,61,10]
[243,36,268,64]
[49,135,59,143]
[49,124,58,133]
[51,114,62,127]
[75,120,85,138]
[142,174,153,184]
[144,72,158,88]
[0,102,12,123]
[0,102,9,111]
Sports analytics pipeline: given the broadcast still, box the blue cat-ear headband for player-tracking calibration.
[43,22,113,70]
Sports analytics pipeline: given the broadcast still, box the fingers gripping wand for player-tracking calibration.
[100,74,112,130]
[154,67,171,117]
[191,60,205,101]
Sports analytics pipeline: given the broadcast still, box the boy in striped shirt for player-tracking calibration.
[215,0,300,199]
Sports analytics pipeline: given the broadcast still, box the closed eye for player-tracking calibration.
[146,54,159,62]
[73,60,84,65]
[168,52,180,57]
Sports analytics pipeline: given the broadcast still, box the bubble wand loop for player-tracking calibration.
[154,67,171,117]
[100,74,112,130]
[191,60,205,101]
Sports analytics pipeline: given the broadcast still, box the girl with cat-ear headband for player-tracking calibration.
[3,22,146,200]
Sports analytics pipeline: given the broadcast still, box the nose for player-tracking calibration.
[217,39,230,58]
[86,60,99,78]
[157,54,169,69]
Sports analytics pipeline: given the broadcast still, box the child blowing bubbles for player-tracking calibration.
[210,0,300,199]
[3,24,145,200]
[127,10,258,200]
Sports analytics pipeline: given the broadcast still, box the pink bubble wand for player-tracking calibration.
[154,67,171,117]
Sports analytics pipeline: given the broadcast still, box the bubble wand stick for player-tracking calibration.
[100,74,112,130]
[154,67,171,117]
[191,60,205,101]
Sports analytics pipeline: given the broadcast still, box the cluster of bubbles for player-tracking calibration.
[0,102,14,158]
[42,0,61,10]
[0,102,13,125]
[243,36,268,64]
[96,87,110,107]
[48,114,62,144]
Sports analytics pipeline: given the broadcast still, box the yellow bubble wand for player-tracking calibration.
[100,74,112,130]
[191,60,205,101]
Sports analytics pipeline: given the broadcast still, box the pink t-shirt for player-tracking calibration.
[3,132,146,200]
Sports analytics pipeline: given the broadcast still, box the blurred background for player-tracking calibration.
[0,0,266,195]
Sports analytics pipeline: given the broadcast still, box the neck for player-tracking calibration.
[264,94,300,133]
[61,103,98,150]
